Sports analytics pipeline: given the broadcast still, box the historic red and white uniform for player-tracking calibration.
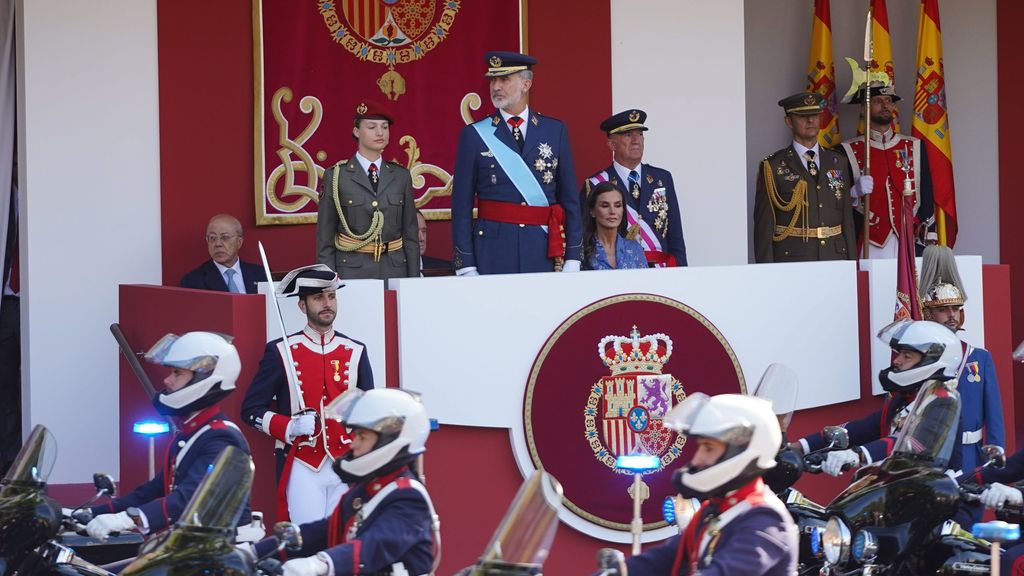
[841,129,931,258]
[242,325,374,523]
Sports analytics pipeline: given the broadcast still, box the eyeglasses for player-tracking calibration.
[206,234,239,244]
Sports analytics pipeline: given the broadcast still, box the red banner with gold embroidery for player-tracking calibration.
[253,0,523,225]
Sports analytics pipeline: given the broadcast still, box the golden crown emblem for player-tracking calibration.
[489,55,502,67]
[597,325,673,374]
[356,102,368,114]
[628,110,640,122]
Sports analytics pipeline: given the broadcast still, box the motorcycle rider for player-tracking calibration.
[792,319,964,476]
[610,393,798,575]
[85,332,257,540]
[250,388,439,576]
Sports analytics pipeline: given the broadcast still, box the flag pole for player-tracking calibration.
[861,4,873,259]
[936,206,947,246]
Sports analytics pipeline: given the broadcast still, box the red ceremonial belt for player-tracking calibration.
[644,251,677,267]
[477,200,566,259]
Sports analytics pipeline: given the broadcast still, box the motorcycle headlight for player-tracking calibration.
[823,516,851,565]
[851,530,878,563]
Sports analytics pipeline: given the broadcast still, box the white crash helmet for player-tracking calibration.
[877,320,963,392]
[664,393,781,499]
[145,332,240,416]
[326,388,429,482]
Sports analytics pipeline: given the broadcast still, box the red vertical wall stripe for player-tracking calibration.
[996,0,1024,446]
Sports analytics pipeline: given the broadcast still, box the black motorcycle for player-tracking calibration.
[120,445,299,576]
[807,380,993,576]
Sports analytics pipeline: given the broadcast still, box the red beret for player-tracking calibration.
[354,100,395,125]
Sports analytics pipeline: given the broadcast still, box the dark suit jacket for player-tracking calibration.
[180,259,267,294]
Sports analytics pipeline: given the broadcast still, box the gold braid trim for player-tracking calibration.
[331,164,385,253]
[761,160,809,243]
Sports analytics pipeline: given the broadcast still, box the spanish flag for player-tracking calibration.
[912,0,958,246]
[859,0,900,135]
[805,0,840,147]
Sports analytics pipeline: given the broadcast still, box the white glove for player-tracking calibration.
[282,554,330,576]
[455,266,480,276]
[85,511,136,540]
[980,482,1024,509]
[561,259,581,272]
[61,507,76,517]
[286,413,316,443]
[851,175,874,199]
[823,449,860,477]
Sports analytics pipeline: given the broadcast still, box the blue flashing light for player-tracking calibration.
[972,520,1021,542]
[809,526,823,557]
[429,418,440,431]
[662,497,676,524]
[133,421,171,436]
[615,454,660,472]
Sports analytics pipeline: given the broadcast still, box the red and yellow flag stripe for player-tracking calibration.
[912,0,957,246]
[806,0,840,147]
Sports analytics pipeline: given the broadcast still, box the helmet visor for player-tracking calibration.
[324,389,416,437]
[1013,340,1024,363]
[144,333,217,374]
[752,363,798,431]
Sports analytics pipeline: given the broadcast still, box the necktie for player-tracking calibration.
[628,170,641,200]
[804,150,819,178]
[508,116,524,153]
[224,268,242,294]
[368,163,379,193]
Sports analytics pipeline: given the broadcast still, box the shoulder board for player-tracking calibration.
[761,149,784,162]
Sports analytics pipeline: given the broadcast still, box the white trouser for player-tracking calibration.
[866,233,898,259]
[286,461,347,524]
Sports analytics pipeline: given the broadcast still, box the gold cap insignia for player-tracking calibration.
[356,102,368,115]
[489,55,502,67]
[628,110,640,122]
[803,95,816,105]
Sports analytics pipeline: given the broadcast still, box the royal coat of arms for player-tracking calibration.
[585,326,687,474]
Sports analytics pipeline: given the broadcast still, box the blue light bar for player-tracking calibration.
[662,497,676,523]
[972,520,1021,542]
[615,454,660,472]
[133,421,171,436]
[430,418,440,431]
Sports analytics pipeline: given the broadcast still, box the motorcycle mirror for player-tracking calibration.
[982,445,1006,469]
[93,473,116,497]
[822,426,849,450]
[273,521,303,551]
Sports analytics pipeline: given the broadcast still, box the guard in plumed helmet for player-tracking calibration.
[792,319,966,476]
[613,393,797,575]
[250,388,439,576]
[919,245,1004,473]
[87,332,253,540]
[316,100,419,279]
[241,264,375,525]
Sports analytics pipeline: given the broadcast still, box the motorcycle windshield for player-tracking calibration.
[478,471,563,567]
[751,363,798,432]
[890,380,961,466]
[175,445,253,530]
[1,425,57,486]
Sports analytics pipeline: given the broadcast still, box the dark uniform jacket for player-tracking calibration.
[582,164,688,266]
[254,468,435,576]
[317,157,419,279]
[180,260,266,294]
[90,407,251,532]
[753,145,856,263]
[451,110,582,274]
[623,479,797,576]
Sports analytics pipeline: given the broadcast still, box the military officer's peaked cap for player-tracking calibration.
[600,109,649,135]
[277,264,344,298]
[484,51,537,77]
[354,100,396,125]
[778,91,826,116]
[848,83,902,104]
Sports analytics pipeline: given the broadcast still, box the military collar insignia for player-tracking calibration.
[646,174,654,184]
[491,115,501,126]
[531,114,538,126]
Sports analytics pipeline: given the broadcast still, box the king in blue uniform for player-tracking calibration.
[582,109,688,267]
[451,51,583,275]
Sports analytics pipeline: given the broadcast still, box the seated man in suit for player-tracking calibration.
[180,214,266,294]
